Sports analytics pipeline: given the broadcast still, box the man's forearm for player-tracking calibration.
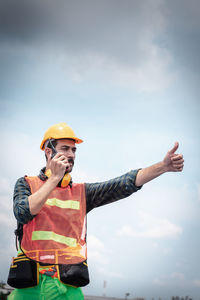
[135,142,184,186]
[135,161,166,187]
[29,151,72,215]
[28,175,60,215]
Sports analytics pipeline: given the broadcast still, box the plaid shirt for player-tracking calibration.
[13,168,142,224]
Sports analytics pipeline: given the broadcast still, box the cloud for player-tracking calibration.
[97,47,173,92]
[153,277,167,287]
[0,0,166,52]
[87,234,110,265]
[0,0,175,93]
[87,235,124,279]
[117,211,182,239]
[1,0,200,97]
[163,0,200,74]
[171,272,185,281]
[192,279,200,287]
[51,47,173,92]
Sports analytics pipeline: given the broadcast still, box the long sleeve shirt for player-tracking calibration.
[13,168,142,224]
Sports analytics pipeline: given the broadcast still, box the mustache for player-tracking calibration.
[66,158,74,171]
[68,158,74,165]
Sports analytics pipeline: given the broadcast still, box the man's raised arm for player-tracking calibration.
[135,142,184,187]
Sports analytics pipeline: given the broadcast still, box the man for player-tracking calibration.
[8,122,184,300]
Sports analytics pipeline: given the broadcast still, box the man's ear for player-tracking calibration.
[45,147,52,160]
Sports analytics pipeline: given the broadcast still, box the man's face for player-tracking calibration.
[55,139,76,173]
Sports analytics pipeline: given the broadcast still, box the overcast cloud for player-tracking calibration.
[1,0,200,96]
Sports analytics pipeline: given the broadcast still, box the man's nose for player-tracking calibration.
[67,148,75,159]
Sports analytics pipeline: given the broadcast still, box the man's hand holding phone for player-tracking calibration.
[49,153,70,181]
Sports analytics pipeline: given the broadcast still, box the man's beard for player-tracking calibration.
[65,158,74,173]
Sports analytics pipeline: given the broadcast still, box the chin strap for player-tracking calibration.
[45,169,71,188]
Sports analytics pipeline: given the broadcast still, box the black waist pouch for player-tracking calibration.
[7,253,39,289]
[58,260,89,287]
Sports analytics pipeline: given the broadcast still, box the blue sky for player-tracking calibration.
[0,1,200,299]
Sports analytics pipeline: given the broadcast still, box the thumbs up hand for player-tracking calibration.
[135,141,184,186]
[163,142,184,172]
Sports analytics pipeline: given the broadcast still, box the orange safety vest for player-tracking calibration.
[21,176,87,265]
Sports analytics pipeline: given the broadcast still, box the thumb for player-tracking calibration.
[168,141,179,154]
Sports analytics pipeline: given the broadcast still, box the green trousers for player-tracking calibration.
[8,274,84,300]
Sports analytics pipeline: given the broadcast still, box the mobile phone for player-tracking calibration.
[48,139,57,159]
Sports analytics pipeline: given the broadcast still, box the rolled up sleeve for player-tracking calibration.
[85,169,142,213]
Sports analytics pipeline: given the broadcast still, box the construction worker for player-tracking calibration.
[7,122,184,300]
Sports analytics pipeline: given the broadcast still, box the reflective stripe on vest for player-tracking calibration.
[32,231,77,247]
[46,198,80,210]
[21,176,87,265]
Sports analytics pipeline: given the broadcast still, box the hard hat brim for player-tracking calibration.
[40,137,83,150]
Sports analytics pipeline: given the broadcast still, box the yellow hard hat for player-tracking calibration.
[40,122,83,150]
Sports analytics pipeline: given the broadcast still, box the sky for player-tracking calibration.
[0,0,200,299]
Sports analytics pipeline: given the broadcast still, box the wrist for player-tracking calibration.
[161,160,169,173]
[48,174,61,186]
